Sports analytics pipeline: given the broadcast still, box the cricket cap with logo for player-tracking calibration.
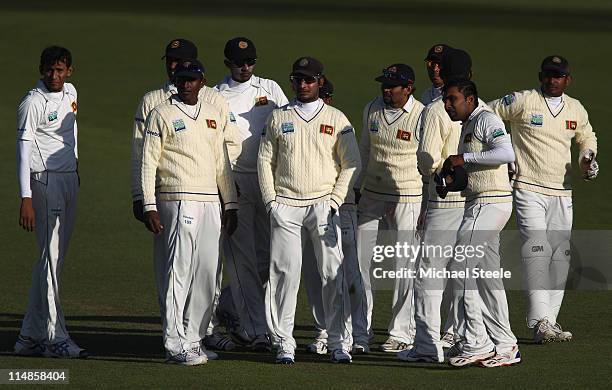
[225,37,257,62]
[375,64,415,87]
[425,43,452,63]
[291,56,324,78]
[173,59,205,79]
[162,38,198,60]
[541,55,570,76]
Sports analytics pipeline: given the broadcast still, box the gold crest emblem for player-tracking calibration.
[552,56,562,63]
[238,41,248,49]
[434,45,443,53]
[170,40,180,49]
[299,58,309,66]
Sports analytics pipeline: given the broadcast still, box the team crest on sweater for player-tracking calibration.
[396,129,411,141]
[320,124,334,136]
[255,96,269,106]
[172,119,186,132]
[530,114,544,127]
[565,120,577,130]
[229,112,237,123]
[281,122,294,134]
[206,119,217,129]
[370,120,379,133]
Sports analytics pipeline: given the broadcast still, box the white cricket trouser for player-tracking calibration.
[449,201,517,355]
[266,201,352,354]
[514,189,572,327]
[20,171,78,344]
[303,206,369,345]
[222,172,269,338]
[357,195,420,343]
[155,200,221,355]
[413,207,463,358]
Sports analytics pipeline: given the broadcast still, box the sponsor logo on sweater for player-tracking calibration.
[281,122,294,134]
[566,120,577,130]
[48,111,58,122]
[341,127,354,135]
[492,128,506,138]
[206,119,217,129]
[502,94,515,106]
[530,114,544,127]
[255,96,268,106]
[396,129,411,141]
[172,119,186,132]
[229,112,237,122]
[320,124,334,136]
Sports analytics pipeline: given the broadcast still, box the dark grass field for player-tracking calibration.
[0,1,611,388]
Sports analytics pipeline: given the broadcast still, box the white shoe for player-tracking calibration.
[275,350,295,364]
[250,334,271,352]
[551,322,572,342]
[449,349,495,367]
[330,349,352,364]
[441,332,455,349]
[14,335,46,357]
[204,333,236,351]
[480,345,521,368]
[534,319,556,344]
[44,339,88,359]
[398,348,442,363]
[307,339,328,355]
[379,337,411,353]
[351,343,370,355]
[166,349,207,365]
[196,344,218,360]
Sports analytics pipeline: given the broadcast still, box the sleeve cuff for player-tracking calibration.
[330,195,343,210]
[20,191,32,198]
[143,203,157,212]
[224,202,239,211]
[462,152,475,164]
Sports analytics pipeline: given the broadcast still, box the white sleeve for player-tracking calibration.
[273,81,289,107]
[17,141,33,198]
[463,114,515,166]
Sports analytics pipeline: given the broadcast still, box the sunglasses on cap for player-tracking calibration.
[382,69,413,83]
[231,58,257,67]
[290,75,319,84]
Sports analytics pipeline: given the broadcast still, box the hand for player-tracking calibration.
[447,154,465,168]
[508,162,516,181]
[19,198,35,232]
[144,210,164,234]
[132,200,145,222]
[580,151,599,181]
[222,209,238,236]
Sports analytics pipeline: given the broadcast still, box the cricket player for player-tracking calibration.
[420,44,452,106]
[302,78,370,355]
[213,37,288,351]
[130,38,240,353]
[258,56,360,364]
[14,46,87,358]
[355,64,424,353]
[489,55,598,343]
[141,60,238,365]
[442,79,521,368]
[402,48,476,363]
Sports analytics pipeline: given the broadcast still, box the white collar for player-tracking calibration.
[35,79,66,99]
[385,95,414,113]
[465,103,485,123]
[218,75,260,92]
[289,98,323,111]
[164,81,178,94]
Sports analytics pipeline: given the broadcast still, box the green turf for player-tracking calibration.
[0,1,611,388]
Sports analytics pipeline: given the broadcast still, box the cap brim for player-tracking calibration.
[291,70,319,77]
[541,66,569,76]
[375,76,405,86]
[425,55,442,62]
[173,70,203,79]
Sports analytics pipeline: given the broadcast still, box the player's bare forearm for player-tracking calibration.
[19,197,35,232]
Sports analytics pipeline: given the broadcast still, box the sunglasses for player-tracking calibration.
[290,75,319,84]
[425,60,440,68]
[231,58,257,67]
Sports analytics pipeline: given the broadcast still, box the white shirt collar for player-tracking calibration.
[164,81,177,94]
[218,75,260,92]
[289,98,323,112]
[384,95,414,113]
[465,103,486,123]
[36,79,66,99]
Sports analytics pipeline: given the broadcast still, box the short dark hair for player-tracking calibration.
[40,46,72,68]
[443,78,478,102]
